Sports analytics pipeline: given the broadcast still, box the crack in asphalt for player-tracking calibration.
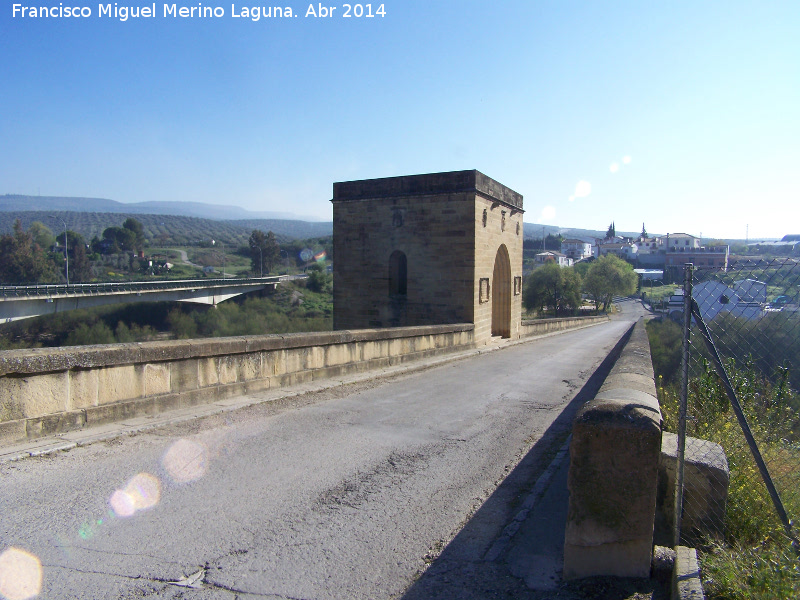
[55,544,183,565]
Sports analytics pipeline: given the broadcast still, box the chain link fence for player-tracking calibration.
[666,258,800,596]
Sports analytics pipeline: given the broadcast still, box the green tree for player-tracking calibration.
[583,254,638,312]
[305,263,332,294]
[523,262,582,316]
[64,321,115,345]
[606,222,616,239]
[123,218,146,251]
[69,239,93,282]
[544,233,564,251]
[101,226,136,253]
[640,223,648,239]
[248,230,280,275]
[167,308,199,339]
[0,220,56,284]
[28,221,56,249]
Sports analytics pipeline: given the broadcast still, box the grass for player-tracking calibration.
[649,318,800,600]
[642,283,678,303]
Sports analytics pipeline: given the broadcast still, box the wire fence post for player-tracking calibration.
[674,263,693,546]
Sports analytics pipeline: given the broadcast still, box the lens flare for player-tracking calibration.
[609,162,619,173]
[538,206,556,222]
[622,155,631,164]
[109,473,161,518]
[313,250,327,262]
[0,547,42,600]
[162,439,208,484]
[571,180,591,200]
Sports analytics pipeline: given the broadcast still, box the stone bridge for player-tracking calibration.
[0,171,714,596]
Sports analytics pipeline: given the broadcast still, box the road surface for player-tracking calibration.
[0,307,644,599]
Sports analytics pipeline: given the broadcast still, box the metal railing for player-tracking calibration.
[0,276,286,298]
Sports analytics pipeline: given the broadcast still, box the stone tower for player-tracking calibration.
[331,170,524,343]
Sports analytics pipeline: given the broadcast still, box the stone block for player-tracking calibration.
[217,355,241,385]
[0,372,68,419]
[284,348,307,374]
[601,372,658,397]
[306,346,324,370]
[563,539,655,580]
[660,432,729,545]
[97,365,142,405]
[26,409,87,437]
[388,338,404,357]
[170,359,200,393]
[143,363,171,396]
[237,353,262,382]
[672,546,704,600]
[324,343,358,367]
[85,397,156,425]
[197,357,219,388]
[0,418,27,445]
[69,369,99,409]
[264,350,287,377]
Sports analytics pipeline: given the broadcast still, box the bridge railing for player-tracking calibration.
[0,276,286,298]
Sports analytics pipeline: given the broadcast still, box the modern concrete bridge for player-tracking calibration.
[0,276,285,322]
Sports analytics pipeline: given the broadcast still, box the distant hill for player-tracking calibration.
[0,194,323,222]
[229,219,332,239]
[522,223,642,240]
[0,211,332,246]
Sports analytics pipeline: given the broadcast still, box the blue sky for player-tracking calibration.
[2,1,798,239]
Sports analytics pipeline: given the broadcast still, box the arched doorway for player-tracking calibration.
[491,245,511,338]
[388,250,407,296]
[388,250,408,326]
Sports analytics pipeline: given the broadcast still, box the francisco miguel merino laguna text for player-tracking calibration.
[12,3,387,20]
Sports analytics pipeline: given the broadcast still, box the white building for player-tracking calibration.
[636,237,664,255]
[535,251,573,267]
[561,239,593,261]
[598,242,638,260]
[665,233,700,251]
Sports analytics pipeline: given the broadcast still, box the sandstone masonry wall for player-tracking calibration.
[0,324,474,444]
[332,170,523,343]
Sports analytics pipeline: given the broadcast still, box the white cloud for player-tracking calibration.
[568,180,592,201]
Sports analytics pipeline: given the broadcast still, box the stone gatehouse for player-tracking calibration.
[331,170,524,343]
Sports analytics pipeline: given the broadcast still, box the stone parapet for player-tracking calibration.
[520,315,608,338]
[564,319,663,579]
[0,324,474,444]
[332,170,523,211]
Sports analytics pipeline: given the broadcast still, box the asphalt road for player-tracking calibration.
[1,307,643,599]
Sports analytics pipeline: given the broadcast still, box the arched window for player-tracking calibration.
[389,251,407,296]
